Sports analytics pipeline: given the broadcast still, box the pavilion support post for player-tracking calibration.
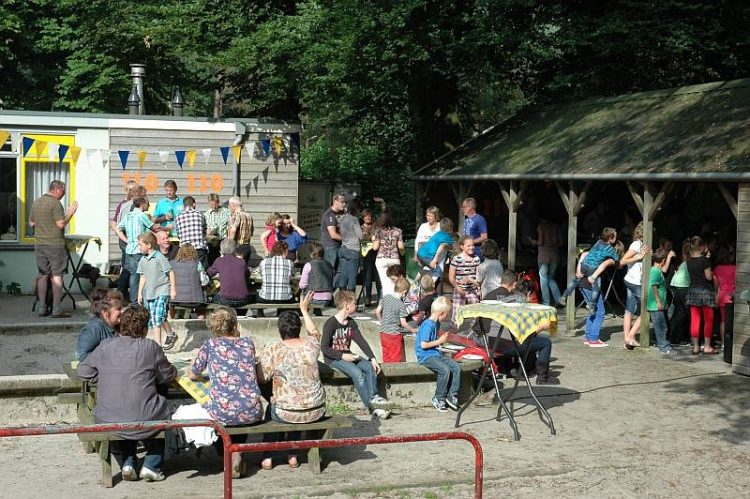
[718,182,739,220]
[500,181,526,271]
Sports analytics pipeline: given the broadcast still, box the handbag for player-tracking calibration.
[200,270,210,287]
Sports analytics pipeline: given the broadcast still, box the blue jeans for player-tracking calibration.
[562,262,601,304]
[418,256,443,279]
[538,261,562,306]
[335,247,360,291]
[580,287,605,341]
[324,246,339,272]
[421,356,461,402]
[500,335,552,364]
[330,358,378,410]
[126,252,143,303]
[111,438,164,471]
[117,243,130,298]
[649,310,670,351]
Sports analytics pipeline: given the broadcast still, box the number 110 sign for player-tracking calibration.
[122,173,225,194]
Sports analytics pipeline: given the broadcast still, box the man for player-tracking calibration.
[117,196,165,302]
[205,193,230,264]
[152,180,182,233]
[227,196,254,264]
[476,270,559,384]
[461,197,488,259]
[320,194,345,270]
[29,180,78,318]
[174,196,208,268]
[112,182,140,298]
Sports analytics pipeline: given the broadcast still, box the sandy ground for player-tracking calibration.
[1,295,749,497]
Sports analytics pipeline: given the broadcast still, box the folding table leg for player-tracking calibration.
[511,337,556,436]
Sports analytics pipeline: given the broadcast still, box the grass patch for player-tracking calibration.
[326,400,355,415]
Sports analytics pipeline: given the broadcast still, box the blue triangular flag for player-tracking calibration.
[58,144,70,164]
[219,146,230,166]
[118,150,130,170]
[175,150,186,170]
[22,137,35,157]
[261,139,271,157]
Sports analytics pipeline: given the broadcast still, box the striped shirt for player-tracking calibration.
[231,210,254,245]
[450,253,481,290]
[258,256,294,301]
[204,207,230,239]
[118,207,154,255]
[174,207,208,250]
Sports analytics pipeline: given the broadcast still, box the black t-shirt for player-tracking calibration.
[687,256,712,290]
[320,207,340,248]
[417,293,437,316]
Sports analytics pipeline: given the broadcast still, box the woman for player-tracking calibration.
[686,236,719,355]
[77,305,177,482]
[414,206,441,260]
[257,292,325,469]
[257,241,295,305]
[360,209,381,307]
[207,239,251,308]
[75,288,124,362]
[532,218,563,307]
[170,243,206,313]
[188,306,263,477]
[336,200,363,291]
[276,214,307,261]
[620,222,650,349]
[372,209,404,297]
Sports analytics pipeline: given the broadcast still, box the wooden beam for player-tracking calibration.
[648,182,673,221]
[498,181,511,209]
[572,181,592,216]
[513,180,529,212]
[626,181,644,216]
[555,181,571,215]
[718,182,739,220]
[507,181,518,271]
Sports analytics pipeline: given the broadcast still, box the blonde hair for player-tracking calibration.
[206,306,239,337]
[419,273,435,292]
[633,221,644,241]
[334,290,356,309]
[431,296,452,315]
[394,277,410,294]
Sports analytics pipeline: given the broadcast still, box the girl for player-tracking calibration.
[477,239,504,298]
[668,238,692,345]
[170,243,207,318]
[713,245,736,349]
[620,222,650,349]
[373,208,404,297]
[448,235,481,326]
[260,212,282,256]
[299,241,334,315]
[686,236,718,355]
[75,288,124,362]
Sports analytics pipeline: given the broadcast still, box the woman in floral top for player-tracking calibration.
[372,208,405,297]
[258,292,325,470]
[189,306,262,477]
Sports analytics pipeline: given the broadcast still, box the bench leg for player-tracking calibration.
[99,440,113,488]
[77,403,96,454]
[307,429,329,475]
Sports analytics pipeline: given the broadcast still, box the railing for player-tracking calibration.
[0,420,484,499]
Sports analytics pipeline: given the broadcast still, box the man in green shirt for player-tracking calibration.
[29,180,78,318]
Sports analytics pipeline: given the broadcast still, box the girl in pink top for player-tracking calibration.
[713,246,736,346]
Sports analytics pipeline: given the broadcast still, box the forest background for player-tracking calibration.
[1,0,748,230]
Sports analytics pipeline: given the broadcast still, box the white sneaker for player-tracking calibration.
[370,395,391,408]
[588,340,609,348]
[121,465,138,481]
[372,408,391,420]
[139,467,165,482]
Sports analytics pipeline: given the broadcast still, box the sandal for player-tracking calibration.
[703,347,719,355]
[692,348,700,355]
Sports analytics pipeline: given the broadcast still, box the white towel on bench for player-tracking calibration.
[172,403,218,448]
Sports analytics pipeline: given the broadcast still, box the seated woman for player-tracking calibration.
[188,306,263,478]
[207,239,251,308]
[75,288,124,362]
[257,241,295,307]
[170,243,207,317]
[276,214,307,261]
[77,305,177,482]
[257,292,325,470]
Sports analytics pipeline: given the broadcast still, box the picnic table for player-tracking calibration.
[61,234,102,306]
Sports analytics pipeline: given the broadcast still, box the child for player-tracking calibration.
[416,296,461,412]
[647,248,673,354]
[299,242,334,316]
[476,239,504,298]
[714,246,736,348]
[321,291,391,419]
[375,277,416,362]
[559,227,621,313]
[260,212,282,256]
[385,263,421,322]
[416,273,437,325]
[448,236,481,326]
[416,217,455,280]
[136,232,178,349]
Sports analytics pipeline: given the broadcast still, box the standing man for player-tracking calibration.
[461,197,488,260]
[205,193,230,265]
[117,196,165,302]
[174,196,208,268]
[152,180,182,233]
[320,194,346,270]
[29,180,78,318]
[227,196,254,264]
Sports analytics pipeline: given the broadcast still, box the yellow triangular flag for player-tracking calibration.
[70,146,82,166]
[34,140,47,158]
[231,145,241,163]
[0,130,9,147]
[137,151,147,168]
[186,150,197,168]
[272,136,283,156]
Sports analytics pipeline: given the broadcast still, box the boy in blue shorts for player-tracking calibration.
[416,296,461,412]
[136,232,177,349]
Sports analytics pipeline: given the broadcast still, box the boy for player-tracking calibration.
[647,248,674,354]
[416,273,437,324]
[136,232,178,349]
[559,227,621,313]
[375,278,416,363]
[416,296,461,412]
[416,217,455,279]
[321,291,391,419]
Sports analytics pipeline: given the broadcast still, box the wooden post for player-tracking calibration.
[718,182,739,220]
[500,180,527,272]
[639,183,654,348]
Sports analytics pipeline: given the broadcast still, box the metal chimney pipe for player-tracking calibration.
[171,87,184,117]
[128,85,140,115]
[129,63,146,115]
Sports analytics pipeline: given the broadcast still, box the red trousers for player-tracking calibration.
[380,332,405,363]
[689,305,714,340]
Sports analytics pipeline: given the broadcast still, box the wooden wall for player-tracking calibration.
[733,182,750,375]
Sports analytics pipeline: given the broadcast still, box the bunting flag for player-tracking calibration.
[201,148,212,167]
[252,175,259,192]
[87,148,103,170]
[261,139,271,157]
[262,166,269,182]
[0,130,9,147]
[244,142,255,160]
[175,150,186,169]
[186,149,197,169]
[231,145,241,163]
[22,137,35,157]
[47,143,59,163]
[158,151,169,168]
[34,140,47,158]
[58,144,70,164]
[219,146,230,165]
[271,136,283,156]
[11,133,21,154]
[118,150,130,170]
[137,151,147,168]
[70,146,82,166]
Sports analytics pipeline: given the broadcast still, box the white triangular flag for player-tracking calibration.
[158,151,169,168]
[86,148,103,170]
[47,143,59,163]
[10,133,21,154]
[244,142,255,160]
[101,149,111,169]
[201,148,212,167]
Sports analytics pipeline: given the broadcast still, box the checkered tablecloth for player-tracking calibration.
[171,357,211,405]
[455,302,558,345]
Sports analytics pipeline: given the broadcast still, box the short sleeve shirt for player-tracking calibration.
[153,197,183,228]
[417,231,454,260]
[416,319,441,364]
[320,207,340,248]
[647,266,666,311]
[375,227,403,260]
[30,194,65,245]
[118,208,154,255]
[687,256,712,290]
[380,294,406,333]
[463,213,488,256]
[136,250,172,299]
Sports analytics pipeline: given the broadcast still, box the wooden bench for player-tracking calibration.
[319,359,484,380]
[76,416,354,487]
